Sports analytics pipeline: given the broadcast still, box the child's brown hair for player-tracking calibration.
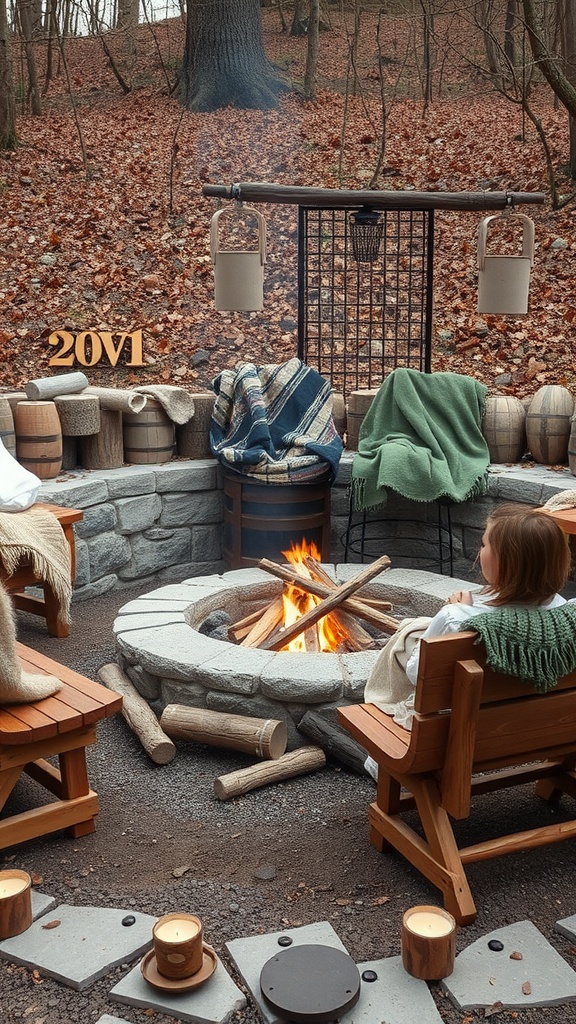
[484,503,571,606]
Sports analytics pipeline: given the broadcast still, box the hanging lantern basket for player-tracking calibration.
[210,204,267,312]
[349,207,383,264]
[477,211,535,315]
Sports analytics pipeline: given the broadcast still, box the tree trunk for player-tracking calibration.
[476,0,506,92]
[17,0,42,114]
[179,0,287,111]
[290,0,307,35]
[522,0,576,117]
[0,0,16,149]
[560,0,576,175]
[303,0,319,98]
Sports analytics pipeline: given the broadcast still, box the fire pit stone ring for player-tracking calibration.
[113,566,477,766]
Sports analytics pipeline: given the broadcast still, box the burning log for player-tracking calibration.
[239,597,285,648]
[258,558,400,638]
[258,554,393,651]
[303,557,375,652]
[213,746,327,800]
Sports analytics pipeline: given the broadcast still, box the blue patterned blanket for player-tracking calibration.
[210,358,343,484]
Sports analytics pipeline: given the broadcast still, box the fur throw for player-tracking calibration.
[0,581,61,703]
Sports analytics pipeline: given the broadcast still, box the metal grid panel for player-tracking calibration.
[298,206,434,399]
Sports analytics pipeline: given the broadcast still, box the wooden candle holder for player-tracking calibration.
[0,869,32,940]
[401,905,456,981]
[153,913,204,979]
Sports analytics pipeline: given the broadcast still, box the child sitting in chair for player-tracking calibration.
[364,503,573,777]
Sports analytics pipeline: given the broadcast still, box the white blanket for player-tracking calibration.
[364,616,432,730]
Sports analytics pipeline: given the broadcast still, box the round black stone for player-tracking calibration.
[488,939,504,951]
[260,944,361,1023]
[278,935,293,946]
[361,970,378,983]
[121,915,136,927]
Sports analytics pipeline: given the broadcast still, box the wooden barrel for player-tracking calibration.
[223,470,331,568]
[346,389,379,450]
[123,399,175,465]
[0,397,16,456]
[14,400,62,479]
[482,395,526,463]
[526,385,574,465]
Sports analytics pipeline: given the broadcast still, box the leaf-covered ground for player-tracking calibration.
[1,7,575,398]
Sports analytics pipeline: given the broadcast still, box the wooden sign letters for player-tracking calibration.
[48,329,145,368]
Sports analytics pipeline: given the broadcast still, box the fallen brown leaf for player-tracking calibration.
[41,920,61,930]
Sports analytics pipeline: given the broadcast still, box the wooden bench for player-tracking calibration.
[0,644,122,850]
[338,631,576,926]
[0,503,83,638]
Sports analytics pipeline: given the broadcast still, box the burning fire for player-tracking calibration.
[280,538,349,653]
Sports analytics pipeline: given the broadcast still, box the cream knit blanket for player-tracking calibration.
[0,506,72,626]
[364,616,432,729]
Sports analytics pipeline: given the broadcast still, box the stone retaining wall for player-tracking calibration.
[37,455,576,599]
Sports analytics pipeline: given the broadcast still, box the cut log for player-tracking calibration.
[259,559,399,634]
[54,394,100,436]
[298,709,367,773]
[214,746,326,800]
[160,705,288,760]
[304,557,374,651]
[25,372,89,401]
[175,392,215,459]
[79,409,123,469]
[98,663,176,765]
[228,605,269,641]
[240,597,285,647]
[258,554,394,649]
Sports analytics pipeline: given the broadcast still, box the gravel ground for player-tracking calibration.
[2,583,576,1024]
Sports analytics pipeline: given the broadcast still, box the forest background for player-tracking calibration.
[0,0,575,400]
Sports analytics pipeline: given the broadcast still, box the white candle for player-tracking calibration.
[154,919,200,943]
[0,877,28,899]
[405,910,454,937]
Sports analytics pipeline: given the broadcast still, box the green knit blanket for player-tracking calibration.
[463,603,576,692]
[351,368,489,510]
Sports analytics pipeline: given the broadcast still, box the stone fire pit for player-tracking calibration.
[113,565,478,767]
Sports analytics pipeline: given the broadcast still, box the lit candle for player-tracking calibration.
[0,877,29,899]
[154,919,200,943]
[152,913,204,979]
[401,905,456,981]
[405,910,454,938]
[0,870,32,941]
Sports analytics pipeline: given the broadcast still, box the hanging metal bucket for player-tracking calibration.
[210,205,267,312]
[477,212,535,315]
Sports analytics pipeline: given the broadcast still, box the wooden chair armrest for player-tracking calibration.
[440,659,484,819]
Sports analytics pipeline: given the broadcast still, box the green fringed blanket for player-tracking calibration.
[351,368,489,510]
[463,603,576,692]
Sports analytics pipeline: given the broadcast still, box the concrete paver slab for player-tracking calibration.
[555,913,576,943]
[0,904,156,991]
[109,951,246,1024]
[443,920,576,1010]
[95,1016,132,1024]
[227,923,442,1024]
[348,957,443,1024]
[31,890,58,921]
[226,920,348,1024]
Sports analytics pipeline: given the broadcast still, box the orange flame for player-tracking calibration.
[280,539,349,652]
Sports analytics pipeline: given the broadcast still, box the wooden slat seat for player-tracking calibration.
[0,503,83,638]
[0,644,122,850]
[338,630,576,926]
